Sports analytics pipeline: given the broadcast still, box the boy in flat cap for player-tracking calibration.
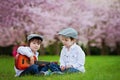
[14,34,49,77]
[49,28,85,74]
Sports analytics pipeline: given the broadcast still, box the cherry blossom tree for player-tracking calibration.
[0,0,120,55]
[74,0,120,55]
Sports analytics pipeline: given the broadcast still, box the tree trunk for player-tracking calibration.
[86,41,91,55]
[101,39,108,55]
[116,42,120,55]
[39,44,45,55]
[54,41,61,55]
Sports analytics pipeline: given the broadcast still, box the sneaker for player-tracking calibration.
[51,71,64,75]
[44,71,51,76]
[35,71,45,76]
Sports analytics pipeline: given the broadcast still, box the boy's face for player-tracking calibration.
[29,39,41,53]
[59,35,75,48]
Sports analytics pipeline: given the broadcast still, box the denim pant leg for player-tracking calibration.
[63,68,79,73]
[48,63,61,72]
[20,64,39,76]
[38,65,49,72]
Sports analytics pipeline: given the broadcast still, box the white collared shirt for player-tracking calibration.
[14,46,39,77]
[59,43,85,72]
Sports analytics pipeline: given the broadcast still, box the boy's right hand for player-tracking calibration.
[30,56,35,65]
[60,66,65,71]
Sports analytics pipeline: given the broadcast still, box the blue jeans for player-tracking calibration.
[48,63,61,72]
[49,63,79,73]
[63,68,79,73]
[20,64,49,76]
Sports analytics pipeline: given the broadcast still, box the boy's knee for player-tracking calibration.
[30,64,38,70]
[49,63,56,67]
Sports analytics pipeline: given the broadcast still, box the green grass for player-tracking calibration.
[0,55,120,80]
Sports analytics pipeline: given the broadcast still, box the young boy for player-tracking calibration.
[14,34,49,77]
[49,28,85,74]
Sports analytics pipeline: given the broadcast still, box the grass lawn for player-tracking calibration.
[0,55,120,80]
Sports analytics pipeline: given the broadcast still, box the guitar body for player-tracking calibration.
[15,53,36,70]
[15,53,58,70]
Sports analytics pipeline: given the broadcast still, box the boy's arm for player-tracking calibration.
[17,46,33,58]
[17,46,35,66]
[73,48,85,68]
[29,56,35,65]
[59,50,65,67]
[59,49,66,71]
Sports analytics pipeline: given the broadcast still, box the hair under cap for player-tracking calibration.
[58,28,78,39]
[27,34,43,41]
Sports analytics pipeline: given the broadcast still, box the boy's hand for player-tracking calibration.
[66,65,73,69]
[60,66,65,71]
[30,56,35,65]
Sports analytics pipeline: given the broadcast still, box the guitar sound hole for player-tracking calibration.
[22,59,24,64]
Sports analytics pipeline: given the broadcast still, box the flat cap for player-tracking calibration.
[27,34,43,41]
[58,28,78,39]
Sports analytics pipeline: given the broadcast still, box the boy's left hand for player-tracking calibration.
[60,66,65,71]
[66,65,73,69]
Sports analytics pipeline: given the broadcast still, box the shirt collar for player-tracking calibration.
[63,43,77,50]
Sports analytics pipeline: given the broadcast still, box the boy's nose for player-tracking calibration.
[62,40,65,43]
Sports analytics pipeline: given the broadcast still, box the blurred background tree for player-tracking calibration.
[0,0,120,55]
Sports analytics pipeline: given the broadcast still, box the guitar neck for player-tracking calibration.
[34,61,58,65]
[34,61,50,65]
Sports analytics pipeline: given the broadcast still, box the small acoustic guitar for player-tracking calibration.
[15,53,57,70]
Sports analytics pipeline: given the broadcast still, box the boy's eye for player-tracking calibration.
[37,43,40,45]
[61,38,68,41]
[32,42,35,44]
[33,42,40,45]
[33,42,36,44]
[32,42,37,44]
[65,39,69,41]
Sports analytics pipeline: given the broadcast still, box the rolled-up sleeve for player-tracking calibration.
[73,50,85,67]
[59,49,65,67]
[73,48,85,72]
[17,46,33,57]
